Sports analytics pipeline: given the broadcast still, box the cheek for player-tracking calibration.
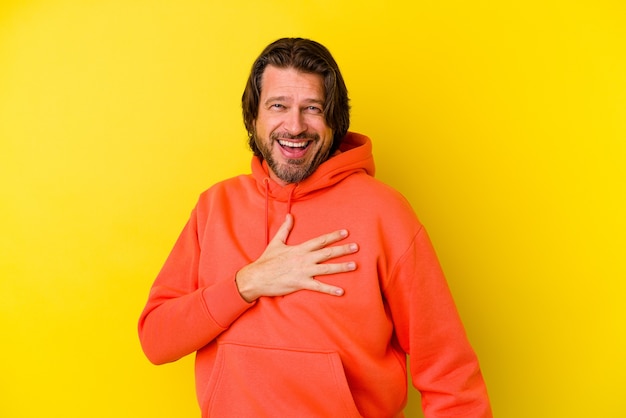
[306,117,332,135]
[256,115,282,135]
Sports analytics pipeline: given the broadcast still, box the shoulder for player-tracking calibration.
[194,174,256,213]
[199,174,255,197]
[344,173,421,222]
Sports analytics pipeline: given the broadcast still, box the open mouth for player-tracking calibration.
[278,139,311,149]
[277,139,312,158]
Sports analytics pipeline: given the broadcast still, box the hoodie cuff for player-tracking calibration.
[202,278,255,329]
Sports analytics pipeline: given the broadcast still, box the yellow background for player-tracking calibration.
[1,1,625,417]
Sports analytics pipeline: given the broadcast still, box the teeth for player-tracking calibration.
[279,140,308,148]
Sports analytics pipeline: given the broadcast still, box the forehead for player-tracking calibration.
[260,65,325,100]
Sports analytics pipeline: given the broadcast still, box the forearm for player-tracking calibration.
[390,227,492,416]
[138,278,253,364]
[413,340,492,418]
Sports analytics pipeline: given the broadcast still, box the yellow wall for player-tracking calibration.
[1,1,624,416]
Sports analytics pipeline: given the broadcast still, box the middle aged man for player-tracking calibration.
[139,37,492,417]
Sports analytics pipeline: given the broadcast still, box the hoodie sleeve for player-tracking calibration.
[384,227,493,418]
[138,207,254,365]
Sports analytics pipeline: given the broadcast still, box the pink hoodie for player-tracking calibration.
[138,132,492,417]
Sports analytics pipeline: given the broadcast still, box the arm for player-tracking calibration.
[138,213,358,365]
[137,208,251,365]
[386,227,492,417]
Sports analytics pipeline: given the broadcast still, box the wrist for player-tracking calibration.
[235,268,257,303]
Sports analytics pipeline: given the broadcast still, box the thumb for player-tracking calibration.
[271,213,294,245]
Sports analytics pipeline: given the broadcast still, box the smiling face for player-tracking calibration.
[253,65,334,185]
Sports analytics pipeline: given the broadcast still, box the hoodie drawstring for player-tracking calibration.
[263,178,297,246]
[286,185,295,215]
[263,178,270,245]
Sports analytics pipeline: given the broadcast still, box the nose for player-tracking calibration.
[283,108,307,136]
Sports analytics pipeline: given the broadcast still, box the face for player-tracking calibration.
[253,65,334,185]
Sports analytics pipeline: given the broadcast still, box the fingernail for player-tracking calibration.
[347,262,356,270]
[334,288,344,296]
[339,230,348,237]
[349,243,358,252]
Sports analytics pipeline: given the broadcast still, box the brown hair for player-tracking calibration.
[242,38,350,156]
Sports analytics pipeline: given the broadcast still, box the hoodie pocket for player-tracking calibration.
[202,343,362,418]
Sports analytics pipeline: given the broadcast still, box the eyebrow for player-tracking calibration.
[264,96,325,106]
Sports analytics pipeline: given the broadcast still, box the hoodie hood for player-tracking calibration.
[251,131,375,202]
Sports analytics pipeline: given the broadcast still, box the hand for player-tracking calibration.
[235,214,358,302]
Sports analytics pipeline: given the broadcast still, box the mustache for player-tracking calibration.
[271,132,319,141]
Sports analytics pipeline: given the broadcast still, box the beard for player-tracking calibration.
[254,131,332,184]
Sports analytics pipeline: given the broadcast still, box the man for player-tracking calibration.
[139,37,492,417]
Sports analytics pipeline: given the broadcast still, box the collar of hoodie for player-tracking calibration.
[251,131,375,244]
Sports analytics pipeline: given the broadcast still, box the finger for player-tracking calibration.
[303,278,345,296]
[271,213,294,245]
[302,229,350,251]
[312,260,357,277]
[313,243,359,263]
